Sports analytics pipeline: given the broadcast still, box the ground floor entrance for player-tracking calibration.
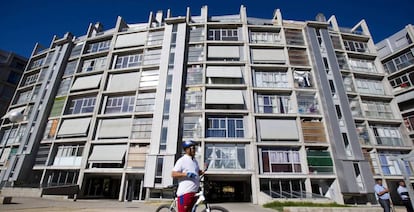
[125,174,146,201]
[83,174,121,199]
[204,175,251,202]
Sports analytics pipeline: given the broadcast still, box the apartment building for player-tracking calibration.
[377,25,414,144]
[0,6,412,205]
[0,50,26,118]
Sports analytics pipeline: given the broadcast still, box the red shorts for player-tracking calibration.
[177,192,196,212]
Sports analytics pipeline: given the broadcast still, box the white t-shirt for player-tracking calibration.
[398,185,410,200]
[172,154,200,196]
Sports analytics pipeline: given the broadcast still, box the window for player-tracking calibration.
[297,93,319,115]
[56,77,72,96]
[188,45,204,62]
[29,57,45,69]
[289,49,309,66]
[306,149,333,174]
[182,115,202,139]
[250,31,281,44]
[259,179,305,199]
[66,96,96,114]
[184,88,202,110]
[45,170,79,187]
[155,157,163,184]
[256,94,292,114]
[255,71,289,88]
[260,148,301,173]
[342,74,355,92]
[189,27,204,42]
[63,60,78,76]
[348,58,377,73]
[377,152,412,176]
[336,53,349,70]
[355,79,384,95]
[205,144,246,170]
[353,163,365,190]
[206,117,244,138]
[114,53,143,69]
[35,145,50,165]
[206,66,243,84]
[371,125,404,146]
[186,65,203,85]
[136,92,155,112]
[104,95,135,114]
[15,89,32,105]
[361,100,393,119]
[70,42,83,58]
[131,117,152,139]
[85,40,111,53]
[139,70,159,88]
[147,30,164,46]
[343,40,369,53]
[285,29,304,45]
[52,145,83,166]
[42,119,59,140]
[23,72,39,86]
[97,118,131,139]
[342,133,352,156]
[127,145,148,168]
[293,71,312,88]
[389,71,414,91]
[143,48,161,66]
[49,97,66,117]
[329,80,336,96]
[208,28,239,41]
[1,125,26,145]
[81,57,107,72]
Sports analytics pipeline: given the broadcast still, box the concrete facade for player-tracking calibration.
[0,6,413,206]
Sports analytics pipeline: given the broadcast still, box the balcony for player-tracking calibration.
[404,115,414,132]
[301,121,326,143]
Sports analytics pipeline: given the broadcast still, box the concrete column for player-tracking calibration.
[118,172,126,201]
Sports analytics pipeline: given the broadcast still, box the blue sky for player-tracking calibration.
[1,0,413,58]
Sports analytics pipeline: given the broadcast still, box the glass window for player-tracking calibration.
[24,72,39,86]
[256,94,292,114]
[285,29,304,45]
[135,92,155,112]
[147,30,164,46]
[371,125,404,146]
[208,28,239,41]
[260,148,301,173]
[182,115,202,139]
[250,31,281,44]
[188,45,204,62]
[114,53,143,69]
[355,78,384,95]
[15,89,32,105]
[255,71,289,88]
[66,96,96,114]
[184,88,202,110]
[348,58,378,73]
[293,70,313,88]
[297,93,319,115]
[206,117,244,138]
[81,57,107,73]
[131,117,152,139]
[85,40,111,53]
[362,101,393,119]
[104,95,135,114]
[63,60,78,76]
[343,40,369,53]
[29,57,45,70]
[56,77,72,96]
[189,27,204,42]
[186,65,203,85]
[70,42,84,58]
[306,149,333,174]
[139,70,159,88]
[143,48,161,66]
[205,144,246,170]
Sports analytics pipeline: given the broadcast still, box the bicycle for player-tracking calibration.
[155,174,228,212]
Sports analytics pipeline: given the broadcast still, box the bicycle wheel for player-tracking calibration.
[201,205,229,212]
[155,204,176,212]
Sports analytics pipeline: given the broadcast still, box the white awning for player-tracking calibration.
[251,49,286,63]
[208,46,240,58]
[1,106,25,119]
[206,66,242,78]
[206,89,244,104]
[258,119,299,140]
[106,72,139,92]
[115,32,147,48]
[98,118,131,139]
[88,144,127,163]
[57,118,91,137]
[71,75,102,91]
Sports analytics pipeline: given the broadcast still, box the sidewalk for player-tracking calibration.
[0,197,274,212]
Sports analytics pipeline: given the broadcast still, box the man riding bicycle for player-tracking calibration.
[171,140,204,212]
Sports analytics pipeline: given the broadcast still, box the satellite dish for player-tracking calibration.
[8,110,24,123]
